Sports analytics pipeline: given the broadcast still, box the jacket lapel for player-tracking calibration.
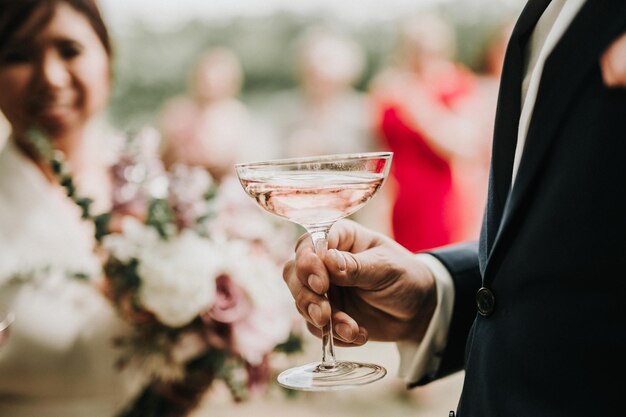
[484,1,626,281]
[480,0,552,271]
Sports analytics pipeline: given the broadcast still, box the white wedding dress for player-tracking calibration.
[0,140,145,417]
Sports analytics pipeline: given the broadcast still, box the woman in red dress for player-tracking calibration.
[371,14,480,252]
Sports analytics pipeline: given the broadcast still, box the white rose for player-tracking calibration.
[102,217,160,263]
[137,230,220,327]
[102,234,139,264]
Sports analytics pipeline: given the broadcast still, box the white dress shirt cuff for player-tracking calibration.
[396,253,455,384]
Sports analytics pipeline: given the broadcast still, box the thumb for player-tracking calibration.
[324,248,386,290]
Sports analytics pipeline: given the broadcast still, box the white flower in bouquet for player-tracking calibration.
[102,217,161,263]
[17,126,304,414]
[136,229,220,327]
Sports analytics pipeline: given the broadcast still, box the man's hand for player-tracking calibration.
[282,220,438,347]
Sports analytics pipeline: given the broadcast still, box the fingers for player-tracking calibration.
[283,256,330,328]
[304,310,369,347]
[324,221,407,291]
[324,247,394,291]
[289,221,387,296]
[294,235,330,295]
[283,244,369,346]
[295,291,331,328]
[327,219,382,253]
[324,248,360,287]
[331,310,363,343]
[283,224,398,342]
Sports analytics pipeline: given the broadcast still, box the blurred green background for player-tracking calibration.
[105,2,522,131]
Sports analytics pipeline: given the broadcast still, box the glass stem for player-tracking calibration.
[308,228,337,370]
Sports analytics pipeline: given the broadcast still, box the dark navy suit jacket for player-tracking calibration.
[422,1,626,415]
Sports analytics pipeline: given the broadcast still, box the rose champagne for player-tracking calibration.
[240,171,384,229]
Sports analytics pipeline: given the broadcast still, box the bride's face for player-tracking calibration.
[0,2,110,138]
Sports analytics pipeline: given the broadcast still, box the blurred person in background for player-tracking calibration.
[279,27,376,158]
[276,27,393,235]
[160,47,255,182]
[451,22,513,242]
[0,1,145,416]
[370,13,482,252]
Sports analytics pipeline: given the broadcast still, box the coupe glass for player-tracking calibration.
[235,152,392,391]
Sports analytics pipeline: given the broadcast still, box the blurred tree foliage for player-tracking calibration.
[108,4,519,131]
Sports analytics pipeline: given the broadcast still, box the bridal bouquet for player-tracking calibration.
[29,128,302,416]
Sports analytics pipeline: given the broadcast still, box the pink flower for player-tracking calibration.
[207,275,252,324]
[231,305,291,366]
[204,274,292,366]
[246,356,271,395]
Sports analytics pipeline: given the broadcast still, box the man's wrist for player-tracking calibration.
[396,253,455,385]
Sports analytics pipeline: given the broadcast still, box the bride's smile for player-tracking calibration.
[0,2,110,139]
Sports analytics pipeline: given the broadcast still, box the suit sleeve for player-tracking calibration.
[409,241,481,387]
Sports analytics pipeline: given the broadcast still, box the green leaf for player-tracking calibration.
[274,332,303,354]
[145,198,175,239]
[94,213,112,241]
[60,175,75,197]
[76,197,93,219]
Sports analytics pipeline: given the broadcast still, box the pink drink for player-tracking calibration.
[240,171,384,228]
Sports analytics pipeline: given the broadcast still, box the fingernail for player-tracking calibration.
[308,304,322,327]
[332,249,346,272]
[335,323,354,340]
[308,274,324,294]
[355,332,367,345]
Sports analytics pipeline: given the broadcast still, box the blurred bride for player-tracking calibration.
[0,1,145,416]
[160,47,257,182]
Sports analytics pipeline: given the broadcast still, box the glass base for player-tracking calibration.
[277,360,387,391]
